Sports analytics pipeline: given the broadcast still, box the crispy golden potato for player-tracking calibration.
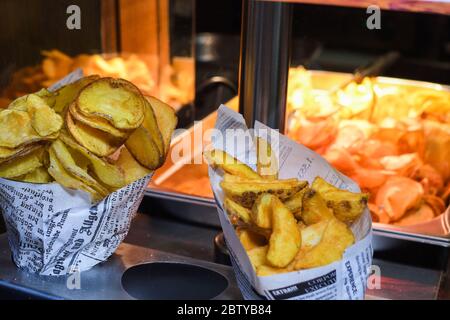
[312,177,368,223]
[142,99,164,156]
[0,110,41,148]
[0,147,43,179]
[266,197,301,268]
[116,147,152,185]
[0,145,32,163]
[256,137,278,180]
[284,186,309,218]
[26,95,63,136]
[247,245,268,270]
[48,148,102,202]
[125,126,162,170]
[69,102,130,139]
[77,78,145,130]
[256,265,288,277]
[146,96,177,154]
[204,149,261,180]
[15,166,53,184]
[50,75,100,113]
[251,193,274,229]
[66,112,122,157]
[59,131,126,189]
[300,220,329,249]
[294,218,354,270]
[238,229,267,251]
[50,140,109,197]
[224,197,252,223]
[220,178,307,208]
[301,189,334,225]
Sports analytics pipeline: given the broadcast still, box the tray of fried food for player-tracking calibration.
[204,138,369,276]
[0,75,177,202]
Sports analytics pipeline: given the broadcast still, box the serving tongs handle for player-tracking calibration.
[332,51,400,93]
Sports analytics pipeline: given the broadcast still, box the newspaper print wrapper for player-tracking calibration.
[208,105,373,300]
[0,70,153,276]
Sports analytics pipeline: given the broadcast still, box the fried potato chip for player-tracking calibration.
[220,178,307,208]
[0,110,41,148]
[256,137,279,180]
[69,102,130,139]
[224,197,252,223]
[51,75,100,113]
[146,96,177,154]
[0,147,43,179]
[66,112,122,157]
[59,131,125,189]
[301,189,334,225]
[312,177,368,223]
[26,95,63,136]
[125,125,162,170]
[267,197,301,268]
[15,166,53,184]
[294,218,354,270]
[142,99,164,156]
[238,229,267,251]
[116,147,152,185]
[50,140,109,197]
[48,148,102,202]
[204,149,261,180]
[77,78,145,130]
[0,145,32,163]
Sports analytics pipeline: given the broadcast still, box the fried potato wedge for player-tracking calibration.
[224,197,252,223]
[0,148,43,179]
[256,265,288,277]
[301,189,334,225]
[300,220,329,249]
[50,140,109,197]
[66,112,122,157]
[220,178,307,208]
[238,229,267,251]
[77,78,145,130]
[204,149,261,180]
[256,137,279,180]
[15,166,53,184]
[48,148,102,202]
[125,126,162,170]
[294,218,354,270]
[284,186,309,218]
[267,197,301,268]
[69,102,129,139]
[251,193,274,229]
[116,147,152,185]
[146,96,177,154]
[247,246,268,270]
[312,177,368,223]
[59,131,126,189]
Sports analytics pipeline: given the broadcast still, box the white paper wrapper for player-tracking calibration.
[208,105,373,300]
[0,70,152,275]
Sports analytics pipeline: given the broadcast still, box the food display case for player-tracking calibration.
[1,0,450,300]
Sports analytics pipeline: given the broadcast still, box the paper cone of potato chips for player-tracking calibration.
[0,70,166,275]
[207,106,373,300]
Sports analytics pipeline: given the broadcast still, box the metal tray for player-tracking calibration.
[145,72,450,246]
